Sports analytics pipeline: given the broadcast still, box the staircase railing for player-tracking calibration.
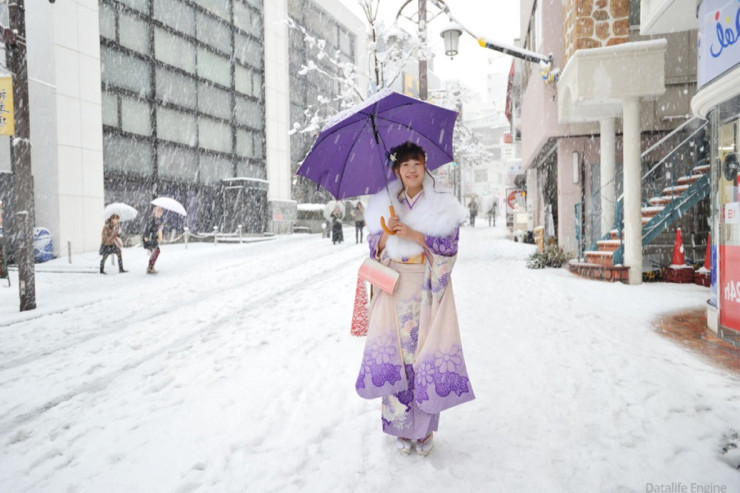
[610,118,710,265]
[587,117,709,261]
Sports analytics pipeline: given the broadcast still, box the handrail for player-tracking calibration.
[615,120,708,203]
[639,121,708,183]
[640,116,703,159]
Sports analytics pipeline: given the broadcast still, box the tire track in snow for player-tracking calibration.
[0,238,362,371]
[0,240,365,436]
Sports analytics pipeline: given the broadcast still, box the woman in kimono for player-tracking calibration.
[356,141,475,456]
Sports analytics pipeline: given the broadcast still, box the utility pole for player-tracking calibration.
[6,0,36,311]
[418,0,427,101]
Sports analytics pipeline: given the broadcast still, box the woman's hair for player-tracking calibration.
[388,142,426,170]
[388,141,437,191]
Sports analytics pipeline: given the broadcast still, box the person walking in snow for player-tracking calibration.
[357,141,475,457]
[354,201,365,244]
[142,206,164,274]
[468,196,479,227]
[331,204,344,244]
[99,214,127,274]
[488,200,498,227]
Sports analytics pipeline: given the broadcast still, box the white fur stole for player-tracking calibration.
[365,175,467,259]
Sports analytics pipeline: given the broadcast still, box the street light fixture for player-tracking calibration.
[436,3,558,82]
[440,22,462,59]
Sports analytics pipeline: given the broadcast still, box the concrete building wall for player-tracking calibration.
[520,0,568,171]
[1,0,105,256]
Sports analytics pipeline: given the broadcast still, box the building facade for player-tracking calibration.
[0,0,366,254]
[513,0,701,283]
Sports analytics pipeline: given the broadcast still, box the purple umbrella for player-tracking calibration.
[296,88,458,200]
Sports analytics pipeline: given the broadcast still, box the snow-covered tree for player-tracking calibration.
[288,1,489,202]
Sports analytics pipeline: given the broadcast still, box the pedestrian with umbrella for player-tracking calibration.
[297,89,475,457]
[143,197,187,275]
[99,203,137,275]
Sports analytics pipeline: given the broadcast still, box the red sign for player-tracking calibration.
[719,244,740,333]
[507,190,522,210]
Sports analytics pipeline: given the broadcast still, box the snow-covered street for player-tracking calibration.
[1,226,739,492]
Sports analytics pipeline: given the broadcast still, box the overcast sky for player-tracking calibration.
[338,0,522,104]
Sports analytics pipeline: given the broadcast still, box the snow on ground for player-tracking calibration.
[1,226,738,492]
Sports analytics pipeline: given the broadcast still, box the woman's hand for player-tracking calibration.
[391,217,425,246]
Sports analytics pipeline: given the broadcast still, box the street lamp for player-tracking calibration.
[440,22,553,66]
[440,22,462,59]
[436,3,558,82]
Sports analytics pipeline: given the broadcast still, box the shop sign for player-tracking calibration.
[0,77,13,136]
[724,202,740,223]
[698,0,740,88]
[720,245,740,332]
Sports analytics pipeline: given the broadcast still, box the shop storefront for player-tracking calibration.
[693,0,740,346]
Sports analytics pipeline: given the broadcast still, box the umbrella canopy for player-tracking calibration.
[102,202,138,222]
[296,88,458,199]
[151,197,187,216]
[322,200,346,221]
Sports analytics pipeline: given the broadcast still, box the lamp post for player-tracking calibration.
[5,0,36,311]
[395,0,451,101]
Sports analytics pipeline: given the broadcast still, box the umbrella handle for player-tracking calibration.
[380,205,396,236]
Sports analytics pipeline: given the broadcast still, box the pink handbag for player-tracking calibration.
[358,257,399,294]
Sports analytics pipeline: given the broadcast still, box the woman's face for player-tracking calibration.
[395,157,425,190]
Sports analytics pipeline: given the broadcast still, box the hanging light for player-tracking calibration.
[440,22,463,59]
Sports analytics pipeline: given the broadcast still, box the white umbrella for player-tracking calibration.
[151,197,187,216]
[323,200,345,221]
[102,202,138,222]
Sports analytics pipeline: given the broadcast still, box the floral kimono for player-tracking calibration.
[356,175,475,440]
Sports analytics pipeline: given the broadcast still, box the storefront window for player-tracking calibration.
[717,95,740,334]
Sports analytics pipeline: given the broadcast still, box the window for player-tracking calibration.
[199,82,232,120]
[121,97,152,136]
[99,4,116,40]
[199,153,233,184]
[236,129,253,157]
[197,12,232,54]
[237,160,266,179]
[235,65,252,96]
[235,96,263,129]
[197,48,231,87]
[101,47,152,96]
[119,13,150,55]
[158,143,198,180]
[157,107,197,146]
[155,28,196,73]
[153,0,196,37]
[117,0,149,14]
[233,2,254,34]
[103,135,153,174]
[155,67,197,109]
[196,0,231,22]
[235,33,263,69]
[102,92,118,127]
[199,117,232,153]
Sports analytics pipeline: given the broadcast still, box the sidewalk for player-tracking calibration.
[655,308,740,374]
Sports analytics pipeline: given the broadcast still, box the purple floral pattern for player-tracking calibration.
[414,345,472,407]
[356,335,404,392]
[425,228,459,256]
[367,231,382,259]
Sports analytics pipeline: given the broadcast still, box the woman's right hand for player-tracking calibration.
[386,215,401,231]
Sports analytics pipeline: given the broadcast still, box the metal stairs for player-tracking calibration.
[570,118,710,281]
